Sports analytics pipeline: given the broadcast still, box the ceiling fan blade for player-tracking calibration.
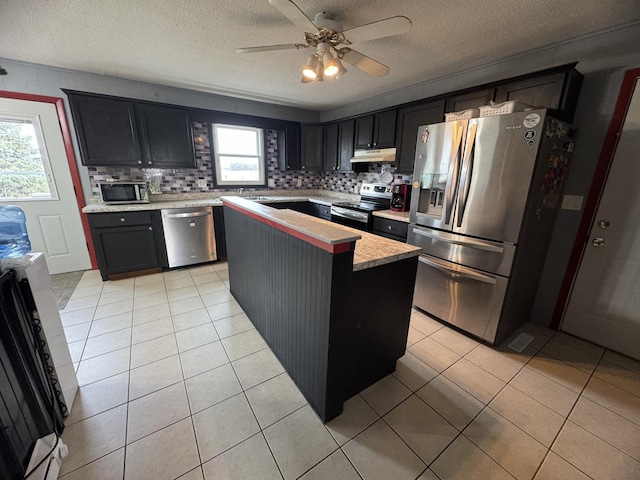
[338,48,389,77]
[269,0,318,32]
[235,43,308,54]
[342,16,412,44]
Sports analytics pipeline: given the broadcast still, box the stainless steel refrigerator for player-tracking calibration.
[408,109,574,344]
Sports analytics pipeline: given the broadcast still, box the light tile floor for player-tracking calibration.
[57,262,640,480]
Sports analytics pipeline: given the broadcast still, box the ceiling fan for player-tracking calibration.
[236,0,412,83]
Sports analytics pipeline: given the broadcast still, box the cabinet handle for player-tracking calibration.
[137,160,142,164]
[373,142,377,147]
[148,226,153,231]
[147,161,152,165]
[388,226,393,230]
[367,143,371,147]
[302,166,306,169]
[336,166,340,170]
[120,217,125,222]
[287,165,290,168]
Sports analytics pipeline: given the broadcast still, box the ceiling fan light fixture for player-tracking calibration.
[322,51,339,76]
[334,59,347,79]
[315,60,324,82]
[301,55,318,79]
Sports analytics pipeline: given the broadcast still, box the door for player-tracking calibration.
[0,97,91,274]
[561,72,640,360]
[409,120,466,230]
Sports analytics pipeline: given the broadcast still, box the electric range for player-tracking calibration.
[331,183,392,231]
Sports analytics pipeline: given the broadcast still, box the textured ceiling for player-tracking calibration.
[1,0,639,110]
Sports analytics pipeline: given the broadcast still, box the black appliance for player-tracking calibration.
[0,270,65,479]
[390,184,411,212]
[330,183,392,231]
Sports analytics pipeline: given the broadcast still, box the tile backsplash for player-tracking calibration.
[87,123,412,198]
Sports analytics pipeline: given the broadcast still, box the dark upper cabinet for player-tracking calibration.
[445,89,495,113]
[338,119,355,171]
[323,122,339,171]
[301,124,324,171]
[354,110,397,149]
[494,69,583,122]
[324,119,355,172]
[66,91,196,168]
[68,94,142,167]
[136,104,196,168]
[394,100,445,173]
[277,124,301,171]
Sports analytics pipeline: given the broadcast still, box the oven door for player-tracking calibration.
[413,253,508,344]
[330,206,369,231]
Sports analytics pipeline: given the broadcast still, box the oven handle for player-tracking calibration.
[331,207,368,223]
[412,227,504,253]
[418,255,498,285]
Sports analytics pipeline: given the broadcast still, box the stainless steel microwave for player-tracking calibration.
[99,182,149,204]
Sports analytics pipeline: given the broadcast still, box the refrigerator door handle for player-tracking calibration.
[418,255,498,285]
[444,123,465,226]
[411,227,504,253]
[456,123,478,228]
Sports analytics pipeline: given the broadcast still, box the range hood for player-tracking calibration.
[350,147,396,163]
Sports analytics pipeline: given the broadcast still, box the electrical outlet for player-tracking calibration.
[197,179,207,189]
[561,194,583,211]
[297,177,303,187]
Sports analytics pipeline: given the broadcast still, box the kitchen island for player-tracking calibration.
[222,197,421,422]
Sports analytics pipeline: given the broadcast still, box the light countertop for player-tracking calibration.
[373,210,411,223]
[223,197,420,271]
[82,194,342,213]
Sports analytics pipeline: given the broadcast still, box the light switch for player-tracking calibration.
[561,194,583,211]
[197,179,207,188]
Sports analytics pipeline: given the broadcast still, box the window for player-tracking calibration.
[0,115,57,201]
[210,124,266,188]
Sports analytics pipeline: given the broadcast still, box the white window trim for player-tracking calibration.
[0,113,59,202]
[210,124,266,187]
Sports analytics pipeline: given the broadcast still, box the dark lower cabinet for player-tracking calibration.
[372,216,408,242]
[264,201,311,215]
[213,206,227,260]
[311,203,332,220]
[89,212,161,280]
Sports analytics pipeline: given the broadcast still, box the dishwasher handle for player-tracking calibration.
[418,255,497,285]
[162,210,211,219]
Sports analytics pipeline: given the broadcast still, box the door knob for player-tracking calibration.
[597,220,610,228]
[592,237,605,247]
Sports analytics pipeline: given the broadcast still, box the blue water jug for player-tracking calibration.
[0,205,31,258]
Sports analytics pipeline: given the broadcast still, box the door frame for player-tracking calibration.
[551,67,640,329]
[0,90,98,269]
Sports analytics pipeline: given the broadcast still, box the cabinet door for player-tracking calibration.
[137,104,196,168]
[354,115,374,148]
[323,123,339,171]
[494,72,567,110]
[277,124,301,171]
[301,124,324,171]
[394,100,445,173]
[93,225,159,276]
[338,119,355,172]
[373,110,397,148]
[445,89,495,112]
[68,94,142,167]
[213,206,226,260]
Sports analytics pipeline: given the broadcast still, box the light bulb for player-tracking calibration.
[301,55,318,79]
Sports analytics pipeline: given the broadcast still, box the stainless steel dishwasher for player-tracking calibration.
[161,207,217,268]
